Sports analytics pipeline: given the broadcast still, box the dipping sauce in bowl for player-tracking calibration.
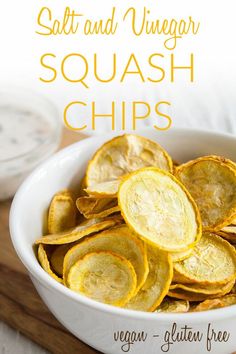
[0,87,62,200]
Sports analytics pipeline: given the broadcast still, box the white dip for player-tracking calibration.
[0,92,60,200]
[0,105,51,160]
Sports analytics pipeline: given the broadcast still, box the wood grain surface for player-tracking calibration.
[0,129,99,354]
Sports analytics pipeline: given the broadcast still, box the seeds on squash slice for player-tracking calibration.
[118,167,201,252]
[67,251,137,306]
[174,233,236,285]
[63,225,148,295]
[175,156,236,231]
[85,134,173,186]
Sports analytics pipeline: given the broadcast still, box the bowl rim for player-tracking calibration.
[9,127,236,322]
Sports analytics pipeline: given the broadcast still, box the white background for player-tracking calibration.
[0,0,236,134]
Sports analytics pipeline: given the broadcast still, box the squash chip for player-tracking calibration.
[84,180,120,198]
[38,244,62,283]
[50,244,72,276]
[174,233,236,285]
[231,218,236,225]
[48,190,77,234]
[63,225,148,294]
[168,281,234,302]
[175,156,236,231]
[221,225,236,234]
[35,216,123,245]
[67,251,137,306]
[193,294,236,312]
[76,196,120,219]
[170,280,234,296]
[171,248,193,262]
[156,298,189,313]
[85,134,173,186]
[126,245,173,312]
[118,167,201,252]
[217,231,236,244]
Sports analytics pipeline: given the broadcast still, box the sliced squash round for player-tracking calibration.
[118,167,201,252]
[63,225,148,295]
[174,233,236,285]
[67,251,137,306]
[175,156,236,231]
[86,134,173,186]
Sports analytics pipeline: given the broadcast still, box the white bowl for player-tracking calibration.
[10,128,236,354]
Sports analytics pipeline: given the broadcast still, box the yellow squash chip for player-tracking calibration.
[193,294,236,312]
[35,216,123,245]
[217,231,236,244]
[85,134,173,186]
[221,225,236,234]
[48,190,77,234]
[84,180,120,198]
[125,245,173,312]
[156,299,189,313]
[76,196,120,219]
[63,225,148,294]
[170,280,234,296]
[38,244,62,283]
[67,251,137,306]
[172,270,193,284]
[174,233,236,285]
[118,167,201,252]
[168,281,234,302]
[203,155,236,172]
[231,218,236,225]
[170,248,193,262]
[50,244,72,276]
[175,156,236,231]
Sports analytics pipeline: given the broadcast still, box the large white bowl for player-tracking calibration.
[10,129,236,354]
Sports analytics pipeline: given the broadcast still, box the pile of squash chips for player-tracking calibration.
[35,134,236,312]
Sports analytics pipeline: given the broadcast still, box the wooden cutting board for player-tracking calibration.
[0,129,100,354]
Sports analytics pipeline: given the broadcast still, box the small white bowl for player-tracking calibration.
[0,87,62,200]
[10,129,236,354]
